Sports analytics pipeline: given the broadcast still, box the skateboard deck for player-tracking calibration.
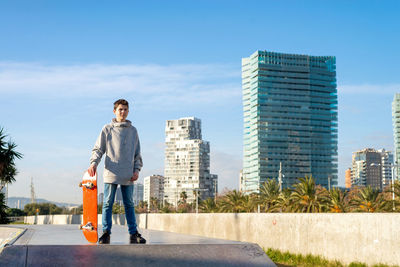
[79,171,98,243]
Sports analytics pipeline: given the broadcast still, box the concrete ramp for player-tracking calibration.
[0,244,275,267]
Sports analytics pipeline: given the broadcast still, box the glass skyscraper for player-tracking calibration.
[242,50,338,193]
[392,93,400,178]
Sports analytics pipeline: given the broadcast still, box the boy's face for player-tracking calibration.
[113,104,129,122]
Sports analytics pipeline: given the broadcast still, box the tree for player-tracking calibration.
[149,197,159,212]
[349,186,390,212]
[24,203,62,215]
[273,188,293,212]
[219,190,246,213]
[327,187,348,213]
[6,208,26,217]
[391,180,400,210]
[160,201,174,213]
[0,192,10,223]
[179,191,188,205]
[241,193,259,212]
[289,176,328,213]
[135,201,148,213]
[259,179,280,212]
[112,202,125,214]
[199,198,218,213]
[0,128,22,224]
[0,128,23,185]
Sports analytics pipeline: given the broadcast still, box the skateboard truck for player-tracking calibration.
[79,182,95,189]
[80,222,95,231]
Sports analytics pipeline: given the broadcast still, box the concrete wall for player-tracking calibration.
[23,214,130,225]
[23,213,400,266]
[137,213,400,266]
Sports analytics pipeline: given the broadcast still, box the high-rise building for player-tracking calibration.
[378,149,394,189]
[163,117,218,205]
[143,175,164,205]
[351,148,382,190]
[242,50,338,193]
[392,93,400,179]
[133,183,144,206]
[114,183,144,206]
[345,168,352,189]
[98,192,104,204]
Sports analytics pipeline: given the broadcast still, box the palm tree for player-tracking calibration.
[199,197,218,213]
[350,186,390,212]
[135,200,148,213]
[219,190,246,213]
[179,191,188,205]
[393,180,400,198]
[289,176,328,213]
[273,188,293,212]
[259,179,280,212]
[150,197,159,212]
[0,128,22,224]
[160,201,174,213]
[0,192,9,223]
[241,193,258,212]
[327,187,348,213]
[391,180,400,210]
[0,128,23,186]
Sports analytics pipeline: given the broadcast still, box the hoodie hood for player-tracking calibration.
[112,118,132,127]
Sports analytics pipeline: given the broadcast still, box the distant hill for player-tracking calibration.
[7,197,78,210]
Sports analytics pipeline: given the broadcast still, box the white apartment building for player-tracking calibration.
[378,149,394,188]
[143,175,164,205]
[351,148,393,190]
[164,117,217,205]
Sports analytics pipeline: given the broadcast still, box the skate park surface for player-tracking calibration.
[0,225,276,266]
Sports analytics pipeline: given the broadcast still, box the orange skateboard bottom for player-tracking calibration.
[80,171,98,243]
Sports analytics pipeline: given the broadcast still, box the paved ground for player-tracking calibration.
[8,224,245,245]
[0,225,276,266]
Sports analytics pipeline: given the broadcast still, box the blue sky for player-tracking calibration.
[1,0,399,204]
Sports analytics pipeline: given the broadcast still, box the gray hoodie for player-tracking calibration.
[90,119,143,185]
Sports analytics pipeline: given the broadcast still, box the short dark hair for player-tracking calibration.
[113,99,129,110]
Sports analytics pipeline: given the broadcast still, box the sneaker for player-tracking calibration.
[130,231,146,244]
[99,231,110,244]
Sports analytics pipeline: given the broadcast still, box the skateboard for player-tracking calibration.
[79,171,98,243]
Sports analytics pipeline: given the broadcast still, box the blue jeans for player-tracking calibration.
[102,183,137,235]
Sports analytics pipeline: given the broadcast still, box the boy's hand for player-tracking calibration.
[130,171,139,182]
[88,165,97,177]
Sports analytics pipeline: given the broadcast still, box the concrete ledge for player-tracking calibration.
[22,213,400,265]
[0,227,25,252]
[0,244,275,267]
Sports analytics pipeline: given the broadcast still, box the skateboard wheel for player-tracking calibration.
[89,183,94,189]
[79,182,82,187]
[91,226,94,231]
[79,225,83,230]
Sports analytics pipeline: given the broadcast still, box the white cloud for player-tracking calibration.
[0,62,241,108]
